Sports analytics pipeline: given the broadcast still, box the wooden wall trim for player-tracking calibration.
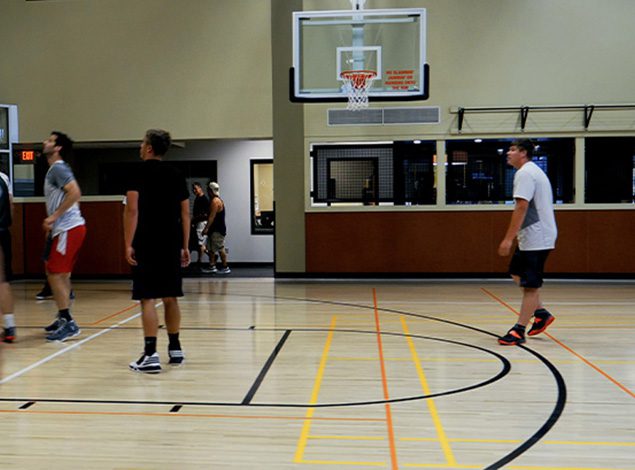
[306,211,635,274]
[14,201,129,277]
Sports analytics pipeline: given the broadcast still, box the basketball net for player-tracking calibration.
[340,70,377,111]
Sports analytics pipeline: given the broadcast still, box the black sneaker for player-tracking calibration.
[129,352,162,373]
[498,328,526,346]
[44,317,62,333]
[36,287,53,300]
[528,311,555,336]
[168,349,185,365]
[3,327,16,343]
[46,319,80,342]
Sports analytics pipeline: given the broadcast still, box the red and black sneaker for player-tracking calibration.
[498,328,526,346]
[528,310,555,336]
[3,327,16,343]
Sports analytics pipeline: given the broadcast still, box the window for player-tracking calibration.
[445,138,574,205]
[0,107,8,151]
[251,160,274,234]
[310,141,436,206]
[585,137,635,204]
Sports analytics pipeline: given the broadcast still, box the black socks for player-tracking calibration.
[144,337,157,356]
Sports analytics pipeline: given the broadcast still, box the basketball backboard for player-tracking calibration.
[291,8,428,103]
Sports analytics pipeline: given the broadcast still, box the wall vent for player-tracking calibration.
[328,107,440,126]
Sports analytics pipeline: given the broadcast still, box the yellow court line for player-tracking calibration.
[294,315,337,464]
[330,356,635,365]
[401,437,635,447]
[310,435,385,441]
[400,316,457,467]
[301,460,385,467]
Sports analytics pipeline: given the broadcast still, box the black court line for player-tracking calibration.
[265,293,568,470]
[4,288,568,469]
[484,344,567,470]
[242,330,291,405]
[0,329,509,408]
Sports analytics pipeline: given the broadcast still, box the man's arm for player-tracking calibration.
[42,180,81,231]
[123,191,139,266]
[202,198,220,235]
[180,199,191,267]
[498,198,529,256]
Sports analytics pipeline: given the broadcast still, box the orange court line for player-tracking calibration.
[89,302,140,326]
[373,288,400,469]
[0,408,385,422]
[481,287,634,399]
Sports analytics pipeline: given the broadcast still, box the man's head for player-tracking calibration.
[506,139,535,169]
[140,129,171,159]
[192,182,204,196]
[208,181,220,197]
[42,131,73,160]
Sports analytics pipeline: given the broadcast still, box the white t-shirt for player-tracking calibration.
[513,161,558,250]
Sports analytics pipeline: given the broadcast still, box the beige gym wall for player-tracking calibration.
[0,0,272,142]
[301,0,635,138]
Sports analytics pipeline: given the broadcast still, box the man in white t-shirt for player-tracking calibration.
[497,139,557,346]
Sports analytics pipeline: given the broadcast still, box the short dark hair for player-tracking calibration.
[145,129,172,156]
[51,131,73,158]
[511,139,535,159]
[192,182,202,189]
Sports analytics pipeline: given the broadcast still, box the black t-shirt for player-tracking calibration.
[126,159,189,251]
[193,194,210,223]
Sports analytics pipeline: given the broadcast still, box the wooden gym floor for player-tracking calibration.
[0,278,633,469]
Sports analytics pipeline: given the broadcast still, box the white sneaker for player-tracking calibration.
[218,266,231,274]
[129,352,162,373]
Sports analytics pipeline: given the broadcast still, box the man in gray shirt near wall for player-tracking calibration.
[497,139,557,346]
[41,131,87,342]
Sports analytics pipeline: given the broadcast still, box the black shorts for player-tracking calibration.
[0,229,12,283]
[509,248,551,288]
[131,245,183,300]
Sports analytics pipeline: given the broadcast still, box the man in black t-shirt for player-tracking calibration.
[190,182,210,269]
[123,129,190,373]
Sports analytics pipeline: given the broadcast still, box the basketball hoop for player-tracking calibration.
[340,70,377,111]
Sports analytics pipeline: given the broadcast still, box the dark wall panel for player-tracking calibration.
[17,201,129,277]
[306,210,635,275]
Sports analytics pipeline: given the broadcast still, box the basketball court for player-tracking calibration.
[0,278,633,469]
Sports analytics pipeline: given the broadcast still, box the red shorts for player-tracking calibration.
[46,225,87,274]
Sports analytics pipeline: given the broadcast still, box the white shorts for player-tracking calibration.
[195,221,208,246]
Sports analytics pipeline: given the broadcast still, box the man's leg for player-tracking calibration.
[499,275,532,346]
[518,287,540,327]
[129,298,162,373]
[45,272,80,341]
[0,282,16,343]
[48,272,71,311]
[164,297,184,364]
[140,298,159,338]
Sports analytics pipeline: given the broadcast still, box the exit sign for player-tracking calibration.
[21,151,35,161]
